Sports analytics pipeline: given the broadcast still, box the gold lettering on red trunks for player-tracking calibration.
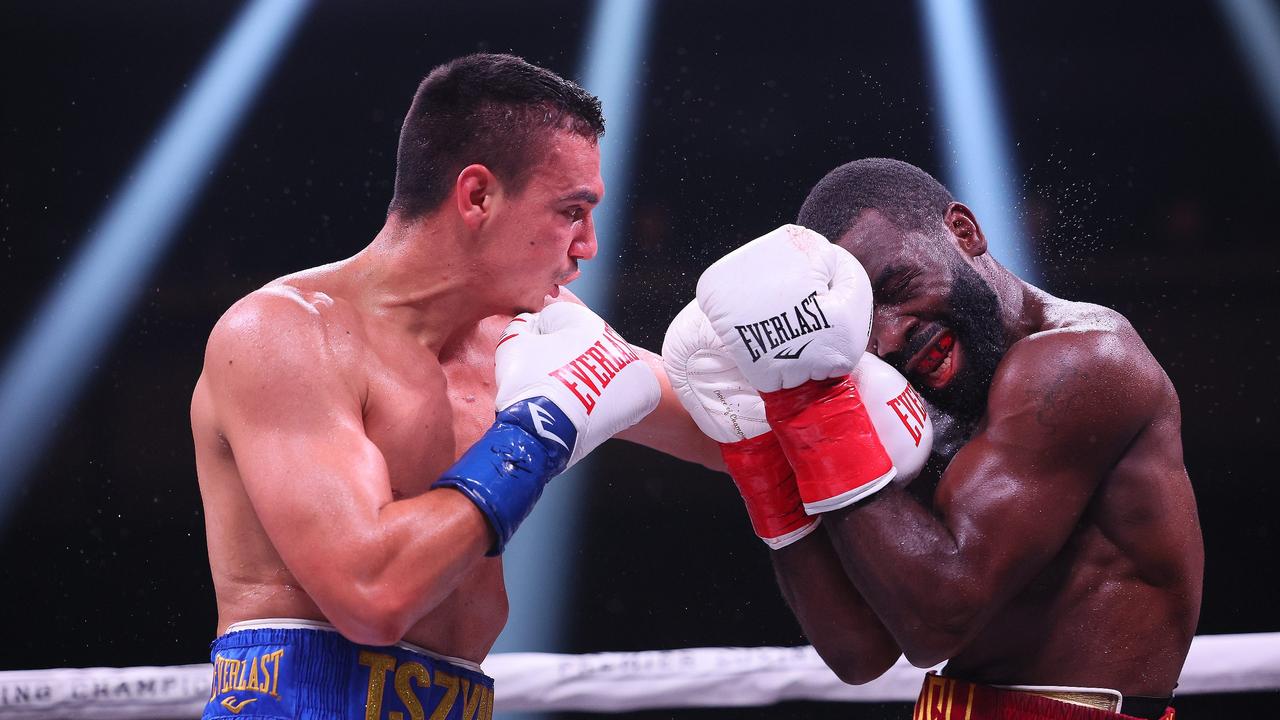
[211,650,284,701]
[549,327,641,415]
[390,660,429,720]
[916,674,951,720]
[914,675,975,720]
[359,651,397,720]
[887,382,928,446]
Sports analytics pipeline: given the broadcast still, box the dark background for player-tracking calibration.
[2,0,1277,717]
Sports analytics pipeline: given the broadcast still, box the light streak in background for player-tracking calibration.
[491,0,656,702]
[0,0,312,523]
[919,0,1037,281]
[1217,0,1280,157]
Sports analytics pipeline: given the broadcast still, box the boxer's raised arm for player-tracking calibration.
[203,291,492,646]
[616,346,725,469]
[772,534,901,683]
[823,330,1161,667]
[659,299,905,682]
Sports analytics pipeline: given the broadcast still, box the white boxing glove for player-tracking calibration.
[662,300,771,444]
[853,353,934,484]
[696,225,894,512]
[695,224,873,393]
[435,302,659,554]
[663,300,818,548]
[496,302,660,469]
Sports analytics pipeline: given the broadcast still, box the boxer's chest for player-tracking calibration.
[362,331,501,500]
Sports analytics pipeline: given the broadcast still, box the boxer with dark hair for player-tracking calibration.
[672,159,1201,719]
[191,54,715,720]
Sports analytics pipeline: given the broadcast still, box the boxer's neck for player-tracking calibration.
[346,216,503,353]
[973,255,1049,348]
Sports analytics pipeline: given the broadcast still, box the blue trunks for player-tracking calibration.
[202,619,494,720]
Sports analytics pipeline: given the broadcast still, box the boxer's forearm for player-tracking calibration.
[823,486,979,667]
[772,531,901,683]
[617,346,725,470]
[301,489,492,647]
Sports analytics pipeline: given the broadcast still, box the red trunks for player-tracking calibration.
[913,673,1175,720]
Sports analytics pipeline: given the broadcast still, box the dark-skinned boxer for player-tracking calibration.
[667,158,1202,720]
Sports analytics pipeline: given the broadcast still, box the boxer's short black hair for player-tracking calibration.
[388,53,604,219]
[797,158,954,242]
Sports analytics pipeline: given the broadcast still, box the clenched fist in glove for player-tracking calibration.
[696,225,897,512]
[435,303,659,554]
[665,298,934,548]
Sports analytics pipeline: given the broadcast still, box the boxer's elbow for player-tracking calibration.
[325,581,418,647]
[304,553,419,646]
[332,616,405,648]
[818,646,898,685]
[896,593,984,667]
[899,613,977,667]
[899,639,955,670]
[809,624,900,685]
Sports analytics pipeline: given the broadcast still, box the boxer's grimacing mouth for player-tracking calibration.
[906,327,959,389]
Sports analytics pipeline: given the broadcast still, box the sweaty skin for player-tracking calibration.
[774,206,1202,696]
[191,131,717,664]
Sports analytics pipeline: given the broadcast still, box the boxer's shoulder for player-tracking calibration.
[205,283,368,400]
[989,302,1165,435]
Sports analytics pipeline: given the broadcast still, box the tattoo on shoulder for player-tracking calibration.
[1033,364,1090,428]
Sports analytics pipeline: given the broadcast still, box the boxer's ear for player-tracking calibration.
[944,203,987,258]
[455,164,498,230]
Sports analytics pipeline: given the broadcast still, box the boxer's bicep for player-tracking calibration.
[933,332,1155,606]
[205,297,393,589]
[616,345,725,469]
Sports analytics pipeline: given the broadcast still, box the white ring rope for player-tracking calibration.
[0,633,1276,718]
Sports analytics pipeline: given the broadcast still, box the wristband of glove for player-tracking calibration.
[432,397,576,556]
[761,376,896,514]
[719,431,820,549]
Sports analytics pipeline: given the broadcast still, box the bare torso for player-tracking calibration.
[192,268,512,662]
[942,298,1203,693]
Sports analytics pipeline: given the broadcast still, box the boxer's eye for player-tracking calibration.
[882,270,918,302]
[564,207,585,222]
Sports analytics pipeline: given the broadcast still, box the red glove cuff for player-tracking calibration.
[761,376,896,513]
[720,432,819,548]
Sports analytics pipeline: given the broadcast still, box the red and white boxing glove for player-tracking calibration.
[496,302,661,469]
[696,224,895,513]
[853,353,934,484]
[662,300,818,548]
[435,302,660,554]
